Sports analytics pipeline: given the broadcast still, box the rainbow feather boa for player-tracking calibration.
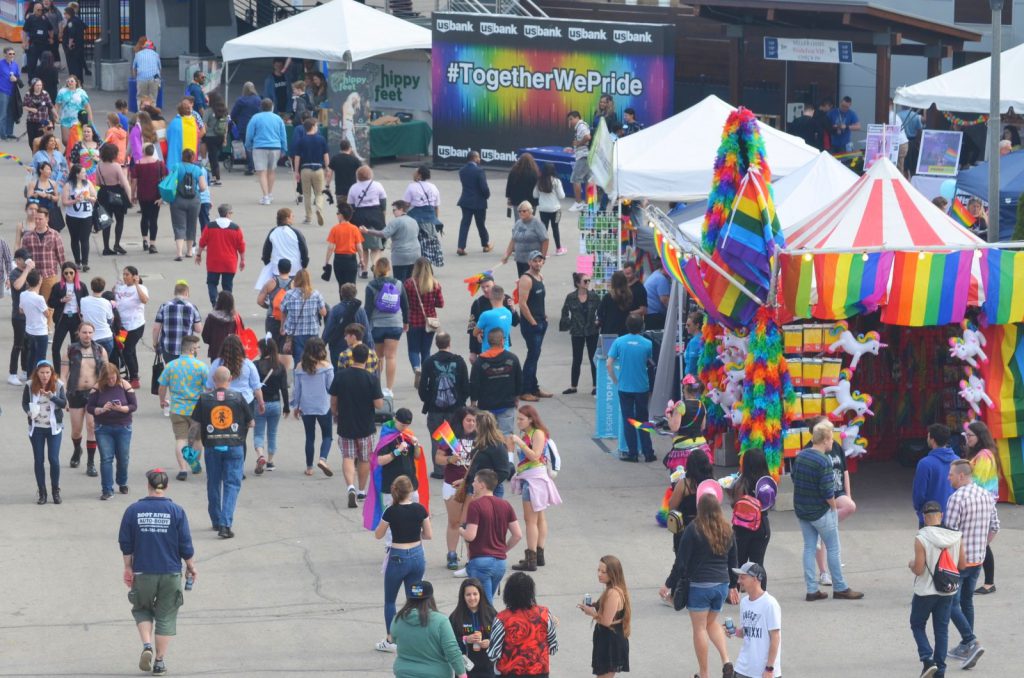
[697,321,727,438]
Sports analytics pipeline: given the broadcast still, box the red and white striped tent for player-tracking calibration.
[784,158,983,251]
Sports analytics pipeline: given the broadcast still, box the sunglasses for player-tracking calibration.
[63,270,76,276]
[582,279,591,284]
[518,209,530,212]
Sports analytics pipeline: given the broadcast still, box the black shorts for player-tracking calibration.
[69,389,92,409]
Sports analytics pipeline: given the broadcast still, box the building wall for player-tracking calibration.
[145,0,236,60]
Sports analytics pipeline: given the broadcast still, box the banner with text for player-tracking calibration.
[764,37,853,64]
[432,13,674,165]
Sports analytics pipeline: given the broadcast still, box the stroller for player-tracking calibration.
[223,118,245,173]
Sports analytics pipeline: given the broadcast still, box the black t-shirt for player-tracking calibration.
[826,442,848,497]
[466,442,511,487]
[10,266,25,312]
[381,502,428,543]
[191,388,253,448]
[329,152,362,197]
[24,14,51,46]
[271,73,289,113]
[329,366,382,439]
[379,435,421,492]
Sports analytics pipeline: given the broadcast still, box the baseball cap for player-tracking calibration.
[408,581,433,599]
[395,408,414,425]
[754,475,778,510]
[731,561,767,584]
[146,468,169,490]
[696,478,723,503]
[529,250,546,261]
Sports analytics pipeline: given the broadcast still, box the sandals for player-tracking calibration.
[304,468,314,476]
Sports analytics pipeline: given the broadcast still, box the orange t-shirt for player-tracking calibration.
[327,221,364,255]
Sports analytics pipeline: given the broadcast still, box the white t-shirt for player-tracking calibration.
[80,296,114,340]
[114,283,148,331]
[19,290,49,336]
[734,592,782,678]
[573,120,590,160]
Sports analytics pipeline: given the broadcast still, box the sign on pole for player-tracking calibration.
[764,37,853,64]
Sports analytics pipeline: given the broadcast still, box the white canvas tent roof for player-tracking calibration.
[893,43,1024,114]
[613,95,819,202]
[674,151,858,243]
[221,0,431,64]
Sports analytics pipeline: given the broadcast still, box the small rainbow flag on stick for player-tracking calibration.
[586,182,598,211]
[432,420,461,455]
[951,198,976,229]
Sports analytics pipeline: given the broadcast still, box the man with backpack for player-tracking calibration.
[256,258,293,367]
[418,332,469,479]
[944,459,999,671]
[909,500,965,678]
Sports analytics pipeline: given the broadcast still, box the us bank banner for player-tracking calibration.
[431,13,674,165]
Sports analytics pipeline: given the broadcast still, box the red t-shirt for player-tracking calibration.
[465,495,517,560]
[199,220,246,273]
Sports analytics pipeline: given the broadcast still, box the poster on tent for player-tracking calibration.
[431,13,674,165]
[327,69,373,161]
[864,124,901,169]
[916,129,964,177]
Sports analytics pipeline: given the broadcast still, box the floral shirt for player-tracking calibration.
[157,356,210,416]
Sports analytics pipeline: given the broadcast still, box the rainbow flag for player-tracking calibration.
[586,183,598,212]
[993,438,1024,504]
[362,422,431,531]
[431,420,461,455]
[627,418,658,435]
[880,251,971,326]
[703,251,762,328]
[717,171,784,300]
[463,271,493,296]
[981,249,1024,324]
[778,253,812,320]
[980,324,1024,440]
[945,147,960,162]
[813,251,894,319]
[951,198,976,228]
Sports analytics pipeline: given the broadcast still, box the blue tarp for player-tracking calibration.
[955,150,1024,240]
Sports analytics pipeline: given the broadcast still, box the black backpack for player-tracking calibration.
[177,169,197,200]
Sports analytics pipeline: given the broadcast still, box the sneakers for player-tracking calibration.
[948,643,970,661]
[259,195,270,205]
[569,202,585,211]
[919,662,938,678]
[453,567,468,578]
[317,458,333,476]
[820,571,833,587]
[265,462,276,471]
[348,487,357,508]
[218,526,235,539]
[382,387,394,399]
[176,471,188,482]
[357,491,367,501]
[152,658,166,675]
[832,588,864,600]
[375,638,397,653]
[956,640,985,669]
[555,247,568,256]
[7,374,21,385]
[138,647,154,672]
[86,463,98,477]
[446,551,459,570]
[255,456,267,475]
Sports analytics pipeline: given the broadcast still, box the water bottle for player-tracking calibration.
[724,617,735,636]
[162,404,170,417]
[184,574,194,591]
[583,593,592,607]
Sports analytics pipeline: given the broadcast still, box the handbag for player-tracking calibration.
[98,170,128,210]
[93,203,112,232]
[672,577,690,611]
[412,282,441,332]
[150,352,164,396]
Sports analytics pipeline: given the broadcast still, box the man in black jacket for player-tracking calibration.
[418,332,469,478]
[469,328,522,437]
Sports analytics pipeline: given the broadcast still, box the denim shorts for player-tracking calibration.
[372,326,403,343]
[520,483,532,502]
[687,582,729,612]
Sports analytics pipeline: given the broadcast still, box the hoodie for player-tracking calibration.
[912,446,959,525]
[322,299,373,367]
[914,525,962,596]
[198,218,245,274]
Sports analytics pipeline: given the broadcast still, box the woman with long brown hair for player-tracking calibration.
[280,268,327,363]
[965,420,1001,595]
[365,256,408,394]
[510,405,562,572]
[23,359,68,504]
[661,494,739,678]
[597,271,639,336]
[86,362,137,500]
[505,152,540,216]
[290,336,334,477]
[403,256,444,379]
[208,335,265,460]
[579,555,631,678]
[436,406,478,571]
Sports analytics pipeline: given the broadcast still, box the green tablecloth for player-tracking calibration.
[370,120,432,159]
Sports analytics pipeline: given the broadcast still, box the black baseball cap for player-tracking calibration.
[146,468,169,490]
[408,581,433,599]
[395,408,414,425]
[732,561,767,585]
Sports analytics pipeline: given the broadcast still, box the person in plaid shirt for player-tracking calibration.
[280,269,327,362]
[944,459,999,670]
[21,209,66,315]
[337,324,379,373]
[152,282,203,361]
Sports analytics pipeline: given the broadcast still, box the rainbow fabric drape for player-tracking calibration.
[880,251,972,326]
[362,422,431,531]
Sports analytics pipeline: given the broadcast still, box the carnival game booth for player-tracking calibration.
[651,107,1024,503]
[221,0,433,161]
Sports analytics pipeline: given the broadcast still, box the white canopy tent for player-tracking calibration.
[673,151,859,243]
[612,95,819,202]
[894,43,1024,114]
[221,0,431,64]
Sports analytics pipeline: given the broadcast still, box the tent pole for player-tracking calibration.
[224,62,229,108]
[677,280,686,384]
[783,241,1024,255]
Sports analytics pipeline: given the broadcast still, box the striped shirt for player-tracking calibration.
[791,448,835,522]
[132,48,161,81]
[945,482,999,565]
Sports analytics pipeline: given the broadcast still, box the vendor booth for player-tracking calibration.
[955,150,1024,241]
[894,43,1024,115]
[221,0,432,160]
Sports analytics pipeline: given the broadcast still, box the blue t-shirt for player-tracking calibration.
[827,107,859,151]
[477,307,513,351]
[176,161,205,188]
[644,270,671,315]
[609,333,653,393]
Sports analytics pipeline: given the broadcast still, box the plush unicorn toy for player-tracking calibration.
[826,321,887,370]
[839,417,867,458]
[845,437,869,458]
[959,368,993,416]
[823,370,874,417]
[720,329,750,364]
[949,323,988,368]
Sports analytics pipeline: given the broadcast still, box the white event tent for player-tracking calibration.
[894,43,1024,114]
[612,95,819,202]
[221,0,431,64]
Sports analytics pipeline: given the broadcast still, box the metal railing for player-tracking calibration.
[232,0,305,32]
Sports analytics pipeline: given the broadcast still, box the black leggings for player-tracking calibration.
[734,517,771,588]
[982,544,995,586]
[540,210,561,249]
[10,316,27,375]
[52,315,81,367]
[204,136,223,180]
[102,205,127,250]
[570,334,598,388]
[333,253,358,296]
[66,215,93,266]
[140,200,160,241]
[117,326,144,381]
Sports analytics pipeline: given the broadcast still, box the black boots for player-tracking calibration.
[536,547,546,567]
[52,486,61,504]
[37,488,47,505]
[70,441,82,468]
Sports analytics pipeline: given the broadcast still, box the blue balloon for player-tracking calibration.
[940,179,957,202]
